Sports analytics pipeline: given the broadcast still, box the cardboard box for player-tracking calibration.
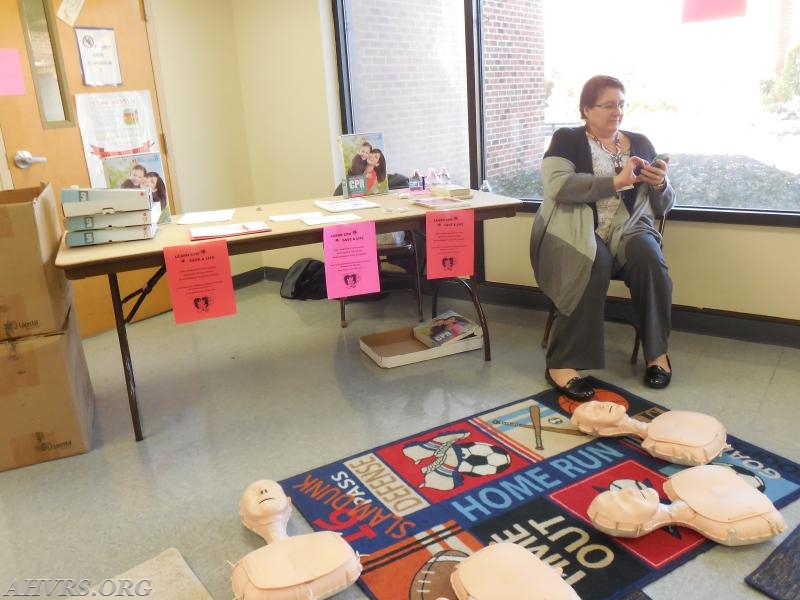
[0,183,71,341]
[0,308,95,472]
[60,187,153,217]
[65,223,158,247]
[360,327,483,368]
[65,202,162,231]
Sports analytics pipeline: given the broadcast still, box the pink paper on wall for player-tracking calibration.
[163,240,237,324]
[0,49,26,96]
[426,209,475,279]
[323,221,380,299]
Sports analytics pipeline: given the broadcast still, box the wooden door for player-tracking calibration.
[0,0,172,337]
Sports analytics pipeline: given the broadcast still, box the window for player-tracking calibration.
[336,0,470,189]
[335,0,800,215]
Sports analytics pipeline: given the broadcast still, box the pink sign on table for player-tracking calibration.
[163,240,237,324]
[0,49,26,96]
[323,221,380,299]
[426,209,475,279]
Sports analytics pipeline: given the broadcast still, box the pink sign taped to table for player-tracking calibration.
[323,221,380,299]
[163,240,237,324]
[426,208,474,279]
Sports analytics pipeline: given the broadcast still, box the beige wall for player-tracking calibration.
[485,216,800,321]
[147,0,799,321]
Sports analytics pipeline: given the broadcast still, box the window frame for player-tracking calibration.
[331,0,800,229]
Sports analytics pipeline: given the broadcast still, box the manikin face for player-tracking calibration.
[595,487,660,522]
[239,479,290,524]
[574,400,627,425]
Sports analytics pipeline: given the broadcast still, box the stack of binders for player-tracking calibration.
[60,187,161,247]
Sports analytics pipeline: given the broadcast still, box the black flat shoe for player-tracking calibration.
[644,356,672,389]
[545,370,595,401]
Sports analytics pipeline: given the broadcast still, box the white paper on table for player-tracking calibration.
[269,211,324,222]
[302,213,362,226]
[177,209,235,225]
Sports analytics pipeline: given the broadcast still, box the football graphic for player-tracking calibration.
[409,549,467,599]
[455,442,512,476]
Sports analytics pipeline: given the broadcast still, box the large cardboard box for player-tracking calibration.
[0,183,71,341]
[0,308,95,472]
[360,327,483,368]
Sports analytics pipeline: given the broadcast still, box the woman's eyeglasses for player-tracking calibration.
[593,102,626,111]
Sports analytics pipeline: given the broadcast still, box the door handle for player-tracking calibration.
[14,150,48,169]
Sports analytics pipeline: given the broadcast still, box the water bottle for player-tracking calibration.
[480,179,492,193]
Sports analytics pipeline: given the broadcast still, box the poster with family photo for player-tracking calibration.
[103,152,168,211]
[339,132,388,198]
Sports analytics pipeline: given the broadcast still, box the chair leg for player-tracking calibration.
[541,305,555,348]
[630,329,640,364]
[339,298,347,328]
[412,246,424,322]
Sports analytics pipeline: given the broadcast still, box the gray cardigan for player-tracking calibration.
[530,126,675,316]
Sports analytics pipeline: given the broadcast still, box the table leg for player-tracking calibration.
[109,273,143,441]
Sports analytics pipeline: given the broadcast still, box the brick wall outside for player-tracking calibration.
[482,0,545,181]
[347,0,545,189]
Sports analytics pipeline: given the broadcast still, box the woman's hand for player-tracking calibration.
[639,158,668,187]
[613,156,647,190]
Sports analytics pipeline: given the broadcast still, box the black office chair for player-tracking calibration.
[333,173,424,328]
[540,214,668,363]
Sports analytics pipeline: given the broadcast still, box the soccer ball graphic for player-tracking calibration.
[455,442,511,476]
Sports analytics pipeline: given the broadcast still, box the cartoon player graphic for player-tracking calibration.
[402,431,512,491]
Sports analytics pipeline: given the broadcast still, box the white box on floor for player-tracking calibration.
[359,327,483,368]
[0,308,95,472]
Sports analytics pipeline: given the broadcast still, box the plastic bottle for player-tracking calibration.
[426,167,439,188]
[409,168,423,190]
[438,166,451,185]
[480,179,492,193]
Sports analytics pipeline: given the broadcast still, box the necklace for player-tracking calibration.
[588,129,623,174]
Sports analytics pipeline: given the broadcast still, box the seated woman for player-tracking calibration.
[230,479,362,600]
[571,400,729,466]
[531,75,675,400]
[587,464,787,546]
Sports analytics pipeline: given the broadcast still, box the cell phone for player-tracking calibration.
[634,153,670,176]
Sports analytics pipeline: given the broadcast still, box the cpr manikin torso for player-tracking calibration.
[446,542,581,600]
[587,464,787,546]
[571,401,729,466]
[230,480,362,600]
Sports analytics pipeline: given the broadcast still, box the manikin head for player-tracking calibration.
[239,479,292,541]
[589,486,661,536]
[572,400,629,435]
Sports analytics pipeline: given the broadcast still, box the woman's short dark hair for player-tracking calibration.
[579,75,625,120]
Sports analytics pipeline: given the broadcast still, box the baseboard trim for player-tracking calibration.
[249,267,800,348]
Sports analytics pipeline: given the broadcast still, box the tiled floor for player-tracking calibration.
[1,279,797,599]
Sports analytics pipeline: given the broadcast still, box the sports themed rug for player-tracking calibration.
[280,378,800,599]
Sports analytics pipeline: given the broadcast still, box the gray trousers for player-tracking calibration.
[546,231,672,369]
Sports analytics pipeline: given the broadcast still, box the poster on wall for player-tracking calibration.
[75,90,162,188]
[75,28,122,86]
